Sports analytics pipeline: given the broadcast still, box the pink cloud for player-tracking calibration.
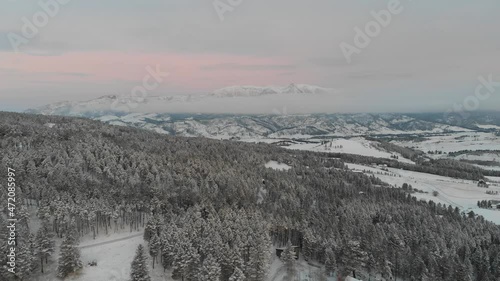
[0,52,315,92]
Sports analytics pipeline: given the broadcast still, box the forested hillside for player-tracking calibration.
[0,112,499,281]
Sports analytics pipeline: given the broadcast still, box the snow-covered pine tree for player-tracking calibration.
[246,221,271,281]
[27,233,38,271]
[324,247,336,277]
[229,234,245,271]
[382,259,394,281]
[148,232,161,268]
[339,240,367,279]
[280,240,297,280]
[229,267,246,281]
[172,239,200,281]
[199,253,222,281]
[35,225,55,273]
[302,229,315,261]
[454,262,472,281]
[490,253,500,278]
[183,243,201,280]
[161,225,176,270]
[170,244,185,280]
[57,221,82,278]
[144,215,157,242]
[131,244,151,281]
[15,244,36,280]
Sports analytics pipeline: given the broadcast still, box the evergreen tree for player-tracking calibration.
[324,247,336,277]
[383,260,394,281]
[35,225,55,273]
[131,244,151,281]
[57,223,82,278]
[148,232,160,269]
[229,267,246,281]
[199,254,222,281]
[339,240,367,279]
[455,263,473,281]
[15,244,35,281]
[281,240,297,280]
[144,216,157,242]
[246,229,271,281]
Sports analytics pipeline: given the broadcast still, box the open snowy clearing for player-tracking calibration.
[258,137,415,164]
[475,124,500,130]
[486,176,500,183]
[288,138,414,164]
[265,161,292,171]
[68,235,144,281]
[394,132,500,155]
[346,163,500,224]
[39,232,176,281]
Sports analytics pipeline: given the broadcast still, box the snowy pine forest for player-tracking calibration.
[1,112,500,281]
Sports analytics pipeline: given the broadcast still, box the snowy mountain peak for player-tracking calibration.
[282,83,304,94]
[210,83,333,98]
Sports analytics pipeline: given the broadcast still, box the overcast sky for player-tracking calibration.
[1,0,499,112]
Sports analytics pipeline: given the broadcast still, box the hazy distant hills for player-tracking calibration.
[26,84,335,116]
[26,84,500,139]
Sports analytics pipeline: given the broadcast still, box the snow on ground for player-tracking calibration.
[30,230,176,281]
[267,254,336,281]
[346,163,500,224]
[454,152,500,162]
[475,124,500,130]
[395,132,500,155]
[474,164,500,171]
[283,137,414,164]
[68,235,144,281]
[71,230,177,281]
[471,208,500,225]
[43,123,56,128]
[486,176,500,183]
[79,230,143,248]
[243,136,414,164]
[265,161,292,171]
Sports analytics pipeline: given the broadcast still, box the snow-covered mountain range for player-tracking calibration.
[26,84,500,139]
[26,84,334,116]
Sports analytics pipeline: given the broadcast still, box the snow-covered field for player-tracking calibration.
[250,137,415,164]
[394,132,500,155]
[486,176,500,183]
[69,235,144,281]
[265,161,292,171]
[346,163,500,224]
[288,138,406,160]
[475,124,500,130]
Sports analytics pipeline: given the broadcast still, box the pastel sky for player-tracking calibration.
[1,0,500,112]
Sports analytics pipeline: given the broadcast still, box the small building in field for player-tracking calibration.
[478,180,490,188]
